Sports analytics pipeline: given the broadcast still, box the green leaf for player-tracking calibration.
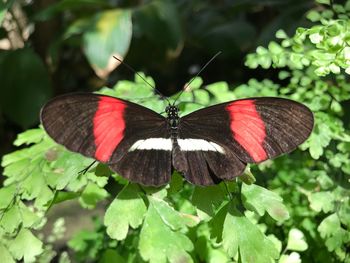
[79,182,109,209]
[0,48,52,128]
[0,0,15,25]
[307,10,321,22]
[276,29,288,39]
[99,249,125,263]
[317,213,347,251]
[8,228,43,263]
[308,191,335,213]
[316,0,330,5]
[206,82,235,102]
[306,122,332,159]
[68,229,104,260]
[133,0,183,51]
[0,205,21,233]
[34,0,108,21]
[14,129,44,146]
[139,197,193,263]
[0,185,16,209]
[318,213,340,239]
[150,197,191,229]
[19,202,40,228]
[221,204,279,262]
[286,228,308,251]
[83,9,132,78]
[0,244,15,263]
[52,191,80,205]
[104,184,146,240]
[279,252,302,263]
[242,184,289,222]
[192,185,225,220]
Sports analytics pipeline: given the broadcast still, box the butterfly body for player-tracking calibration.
[41,94,313,186]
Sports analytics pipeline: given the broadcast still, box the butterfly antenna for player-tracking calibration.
[113,56,170,104]
[173,51,222,105]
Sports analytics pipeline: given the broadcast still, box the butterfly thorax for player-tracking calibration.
[166,105,179,138]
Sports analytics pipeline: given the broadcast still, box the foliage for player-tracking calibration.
[1,0,350,262]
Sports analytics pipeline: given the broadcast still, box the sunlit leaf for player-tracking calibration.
[220,203,279,262]
[139,197,193,263]
[286,228,308,251]
[242,184,289,222]
[104,184,146,240]
[8,228,43,262]
[83,9,132,78]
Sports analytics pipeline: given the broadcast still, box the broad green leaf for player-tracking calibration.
[308,191,334,213]
[139,197,193,263]
[83,9,132,78]
[0,244,15,263]
[79,182,109,209]
[133,0,183,51]
[8,228,43,263]
[104,184,146,240]
[221,204,279,262]
[192,185,225,220]
[0,49,52,128]
[286,228,308,251]
[242,184,289,221]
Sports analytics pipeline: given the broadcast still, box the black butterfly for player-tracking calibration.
[40,93,313,186]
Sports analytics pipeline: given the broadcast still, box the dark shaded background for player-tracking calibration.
[0,0,315,164]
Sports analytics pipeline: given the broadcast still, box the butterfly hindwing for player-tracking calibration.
[172,142,246,185]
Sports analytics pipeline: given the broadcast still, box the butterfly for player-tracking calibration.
[40,93,314,186]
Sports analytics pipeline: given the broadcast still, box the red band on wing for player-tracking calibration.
[226,100,267,162]
[93,97,126,162]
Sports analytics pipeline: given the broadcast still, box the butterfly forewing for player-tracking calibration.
[40,93,172,186]
[179,97,314,165]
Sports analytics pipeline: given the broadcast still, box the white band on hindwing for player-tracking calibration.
[129,138,172,151]
[178,139,225,154]
[128,138,225,154]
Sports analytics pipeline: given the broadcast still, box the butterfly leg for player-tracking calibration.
[78,160,97,175]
